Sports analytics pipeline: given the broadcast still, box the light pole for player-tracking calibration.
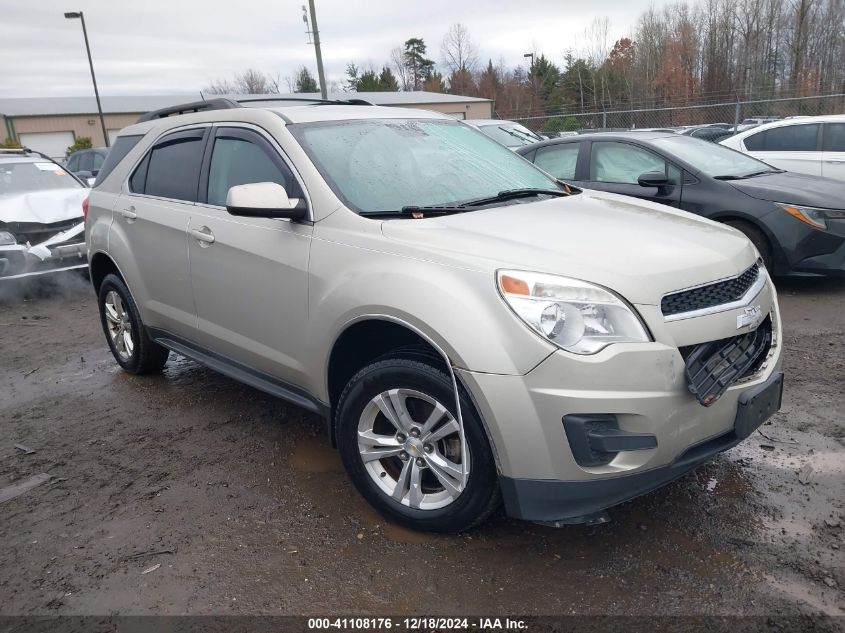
[524,52,536,115]
[64,11,109,147]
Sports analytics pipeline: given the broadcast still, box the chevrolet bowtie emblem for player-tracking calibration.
[737,305,763,330]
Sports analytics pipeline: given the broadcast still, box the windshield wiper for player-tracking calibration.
[398,204,468,215]
[457,188,568,207]
[714,169,782,181]
[364,188,568,218]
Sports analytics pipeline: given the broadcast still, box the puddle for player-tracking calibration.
[289,435,342,473]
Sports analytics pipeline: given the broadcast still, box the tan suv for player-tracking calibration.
[85,98,784,532]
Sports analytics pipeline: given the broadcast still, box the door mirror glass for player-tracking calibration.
[637,171,669,187]
[226,182,307,220]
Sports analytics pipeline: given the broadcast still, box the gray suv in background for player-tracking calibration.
[85,98,783,532]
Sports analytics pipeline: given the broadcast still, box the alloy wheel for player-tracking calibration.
[357,388,469,510]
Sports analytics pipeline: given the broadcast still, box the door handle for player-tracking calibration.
[825,159,845,164]
[120,206,137,220]
[190,226,215,245]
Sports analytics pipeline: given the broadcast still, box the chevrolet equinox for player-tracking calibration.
[85,98,784,532]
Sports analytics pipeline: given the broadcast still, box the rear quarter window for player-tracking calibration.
[94,134,143,186]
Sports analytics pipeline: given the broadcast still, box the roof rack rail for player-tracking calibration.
[0,147,55,162]
[136,98,241,123]
[236,96,374,106]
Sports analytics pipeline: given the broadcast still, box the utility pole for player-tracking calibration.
[303,2,327,99]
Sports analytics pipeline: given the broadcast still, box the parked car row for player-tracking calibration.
[5,96,836,533]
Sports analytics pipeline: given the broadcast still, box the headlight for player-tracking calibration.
[0,231,17,246]
[497,270,650,354]
[777,203,845,230]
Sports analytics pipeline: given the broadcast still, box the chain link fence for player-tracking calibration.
[511,93,845,135]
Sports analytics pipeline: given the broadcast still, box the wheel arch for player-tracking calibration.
[89,250,123,293]
[709,211,784,272]
[325,316,492,460]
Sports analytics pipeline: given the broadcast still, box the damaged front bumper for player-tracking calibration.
[0,221,87,280]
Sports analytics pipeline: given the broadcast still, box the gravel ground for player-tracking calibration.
[0,273,843,624]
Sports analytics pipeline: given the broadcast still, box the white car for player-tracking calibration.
[720,114,845,181]
[0,148,89,280]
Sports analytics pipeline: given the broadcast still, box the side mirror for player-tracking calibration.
[637,171,670,188]
[86,177,96,187]
[225,182,308,220]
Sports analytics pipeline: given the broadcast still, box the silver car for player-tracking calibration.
[86,99,784,532]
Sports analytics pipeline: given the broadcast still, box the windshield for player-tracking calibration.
[289,119,559,214]
[651,136,776,178]
[0,161,81,195]
[477,123,543,147]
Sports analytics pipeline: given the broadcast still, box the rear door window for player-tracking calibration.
[823,123,845,152]
[744,124,820,151]
[533,143,580,180]
[132,129,207,201]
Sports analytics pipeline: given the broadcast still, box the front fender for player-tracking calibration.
[302,224,555,401]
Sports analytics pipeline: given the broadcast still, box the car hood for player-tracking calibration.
[0,188,88,225]
[381,189,757,306]
[728,171,845,208]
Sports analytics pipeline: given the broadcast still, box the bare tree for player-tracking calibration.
[205,69,280,95]
[441,23,479,75]
[390,46,411,91]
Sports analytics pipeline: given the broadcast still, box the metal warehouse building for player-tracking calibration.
[0,92,494,159]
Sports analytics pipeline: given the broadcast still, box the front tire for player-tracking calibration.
[336,356,500,532]
[97,273,169,374]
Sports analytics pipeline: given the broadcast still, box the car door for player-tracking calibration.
[115,127,207,337]
[742,123,822,176]
[581,140,683,208]
[822,122,845,181]
[188,125,313,386]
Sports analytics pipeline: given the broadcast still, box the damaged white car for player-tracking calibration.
[0,148,88,280]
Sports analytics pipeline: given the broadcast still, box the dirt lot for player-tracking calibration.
[0,273,843,624]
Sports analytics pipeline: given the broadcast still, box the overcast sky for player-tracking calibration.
[1,0,670,98]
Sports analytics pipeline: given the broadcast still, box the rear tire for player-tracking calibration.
[336,355,500,533]
[725,220,773,270]
[97,273,169,374]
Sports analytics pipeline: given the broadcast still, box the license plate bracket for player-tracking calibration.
[734,372,783,439]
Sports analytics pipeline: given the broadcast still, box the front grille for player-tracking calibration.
[1,219,81,246]
[680,316,772,406]
[662,264,760,317]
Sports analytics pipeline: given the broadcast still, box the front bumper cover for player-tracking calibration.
[0,221,87,280]
[500,371,783,523]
